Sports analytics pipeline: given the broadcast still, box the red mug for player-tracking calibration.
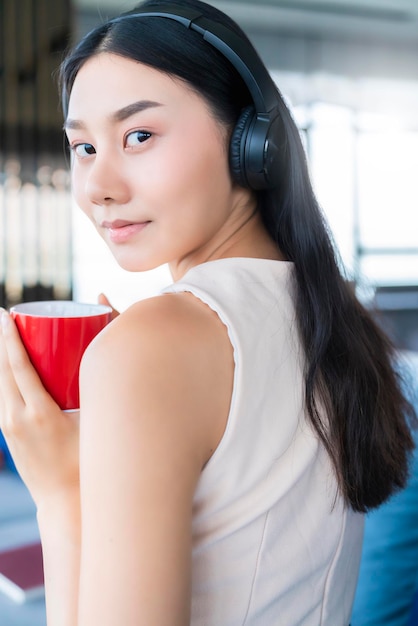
[10,301,112,411]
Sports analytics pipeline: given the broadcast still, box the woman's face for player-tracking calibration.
[65,52,253,278]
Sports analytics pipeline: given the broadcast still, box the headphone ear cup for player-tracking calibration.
[229,106,255,188]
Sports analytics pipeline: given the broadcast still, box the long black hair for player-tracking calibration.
[59,0,416,512]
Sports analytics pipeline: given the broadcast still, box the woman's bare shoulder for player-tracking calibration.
[92,291,229,362]
[81,291,234,464]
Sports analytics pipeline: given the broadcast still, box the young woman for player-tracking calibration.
[0,0,415,624]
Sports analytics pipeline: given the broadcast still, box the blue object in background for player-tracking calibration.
[0,429,16,472]
[351,352,418,626]
[410,595,418,626]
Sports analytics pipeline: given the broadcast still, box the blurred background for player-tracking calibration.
[1,0,418,348]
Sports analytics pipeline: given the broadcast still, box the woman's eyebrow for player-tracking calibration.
[112,100,163,122]
[64,100,163,130]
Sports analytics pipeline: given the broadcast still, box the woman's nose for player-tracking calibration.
[85,154,130,205]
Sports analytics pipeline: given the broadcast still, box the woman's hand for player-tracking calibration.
[0,309,80,509]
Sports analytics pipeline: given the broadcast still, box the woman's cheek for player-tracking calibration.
[71,170,89,215]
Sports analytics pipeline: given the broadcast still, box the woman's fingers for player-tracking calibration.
[0,310,52,412]
[0,311,25,418]
[98,293,120,320]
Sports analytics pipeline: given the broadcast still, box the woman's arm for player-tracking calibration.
[0,310,81,626]
[37,492,81,626]
[0,292,233,625]
[76,292,233,625]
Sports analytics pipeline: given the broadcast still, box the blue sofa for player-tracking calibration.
[352,351,418,626]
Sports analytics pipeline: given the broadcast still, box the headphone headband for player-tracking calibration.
[111,5,279,115]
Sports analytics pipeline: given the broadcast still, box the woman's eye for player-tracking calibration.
[72,143,96,158]
[125,130,152,148]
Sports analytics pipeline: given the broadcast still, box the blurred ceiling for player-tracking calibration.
[77,0,418,43]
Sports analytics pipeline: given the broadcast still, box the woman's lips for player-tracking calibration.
[101,220,150,244]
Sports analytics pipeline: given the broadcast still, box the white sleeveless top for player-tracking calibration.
[162,258,363,626]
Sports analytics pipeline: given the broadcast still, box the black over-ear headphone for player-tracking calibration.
[111,4,284,190]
